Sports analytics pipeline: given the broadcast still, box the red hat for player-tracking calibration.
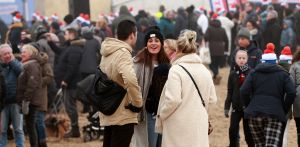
[211,13,218,19]
[13,12,22,22]
[262,43,277,63]
[279,46,292,63]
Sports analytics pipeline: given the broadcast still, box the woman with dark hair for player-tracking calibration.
[246,20,263,49]
[132,26,170,147]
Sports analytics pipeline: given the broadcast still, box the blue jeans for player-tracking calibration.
[0,104,24,147]
[36,111,47,143]
[147,112,161,147]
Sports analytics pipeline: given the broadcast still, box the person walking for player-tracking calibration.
[156,30,217,147]
[224,50,254,147]
[99,20,143,147]
[240,43,296,146]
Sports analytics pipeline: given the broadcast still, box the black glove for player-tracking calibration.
[224,109,229,118]
[125,103,142,113]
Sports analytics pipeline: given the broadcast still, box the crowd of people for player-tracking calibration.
[0,1,300,147]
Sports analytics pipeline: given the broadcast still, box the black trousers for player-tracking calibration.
[209,55,224,78]
[25,105,38,147]
[295,117,300,147]
[103,123,134,147]
[229,110,254,147]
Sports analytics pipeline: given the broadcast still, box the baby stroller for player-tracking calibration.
[82,109,104,142]
[76,74,104,142]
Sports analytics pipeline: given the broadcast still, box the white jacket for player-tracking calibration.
[156,53,217,147]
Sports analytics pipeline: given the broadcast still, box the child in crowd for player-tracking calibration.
[224,49,253,147]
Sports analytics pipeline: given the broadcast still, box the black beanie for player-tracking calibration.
[144,26,164,47]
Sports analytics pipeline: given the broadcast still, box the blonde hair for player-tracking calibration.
[22,44,39,57]
[164,39,177,52]
[0,44,13,56]
[177,30,197,54]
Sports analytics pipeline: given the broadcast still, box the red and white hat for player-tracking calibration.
[262,43,277,63]
[279,46,292,64]
[76,13,85,23]
[297,3,300,10]
[13,12,22,23]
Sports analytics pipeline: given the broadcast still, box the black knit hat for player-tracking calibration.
[144,26,164,47]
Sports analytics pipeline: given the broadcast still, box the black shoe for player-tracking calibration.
[64,127,81,138]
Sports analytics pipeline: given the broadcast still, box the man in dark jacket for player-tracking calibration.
[56,28,85,138]
[240,45,296,146]
[231,28,262,70]
[0,44,24,147]
[158,10,175,39]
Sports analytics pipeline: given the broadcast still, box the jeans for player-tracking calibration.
[25,105,38,147]
[209,55,224,78]
[228,109,254,147]
[103,123,134,147]
[0,104,24,147]
[63,88,79,128]
[36,111,47,143]
[147,112,161,147]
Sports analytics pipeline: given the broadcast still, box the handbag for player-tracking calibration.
[199,45,211,65]
[179,65,213,135]
[93,67,127,115]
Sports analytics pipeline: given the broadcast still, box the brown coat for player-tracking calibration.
[17,57,43,108]
[36,52,54,111]
[99,38,143,126]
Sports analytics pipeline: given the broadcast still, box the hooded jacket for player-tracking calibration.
[36,52,53,111]
[99,38,143,126]
[240,63,296,122]
[280,19,295,47]
[79,32,100,75]
[17,55,43,107]
[205,19,229,56]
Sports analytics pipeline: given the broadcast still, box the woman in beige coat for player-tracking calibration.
[156,30,217,147]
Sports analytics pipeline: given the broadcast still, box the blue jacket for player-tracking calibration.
[280,19,295,47]
[240,63,296,122]
[1,59,22,104]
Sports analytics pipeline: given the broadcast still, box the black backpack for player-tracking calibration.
[90,67,126,115]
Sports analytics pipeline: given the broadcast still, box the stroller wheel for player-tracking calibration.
[91,131,100,140]
[83,131,92,142]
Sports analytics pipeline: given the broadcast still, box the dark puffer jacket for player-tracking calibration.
[204,19,229,56]
[79,32,100,75]
[240,63,296,122]
[56,39,85,89]
[1,59,22,105]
